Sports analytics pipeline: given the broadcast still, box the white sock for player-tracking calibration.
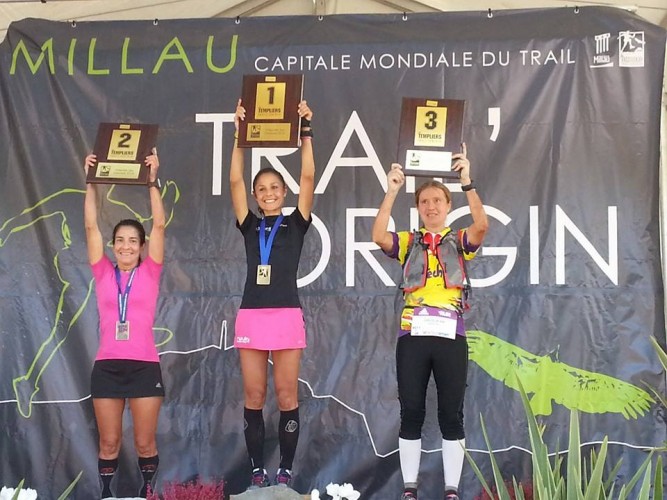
[399,437,422,485]
[442,438,465,489]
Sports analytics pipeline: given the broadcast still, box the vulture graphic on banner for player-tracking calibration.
[468,329,654,419]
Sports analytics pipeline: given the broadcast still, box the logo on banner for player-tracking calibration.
[590,31,645,69]
[619,31,645,67]
[591,33,613,68]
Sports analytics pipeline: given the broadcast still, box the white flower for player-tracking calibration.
[0,487,38,500]
[339,483,361,500]
[326,482,341,498]
[320,482,360,500]
[310,489,321,500]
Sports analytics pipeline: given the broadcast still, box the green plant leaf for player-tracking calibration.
[644,385,667,409]
[56,470,83,500]
[649,336,667,370]
[11,480,25,500]
[635,458,652,500]
[480,414,513,500]
[606,481,616,500]
[566,409,583,500]
[603,457,622,493]
[653,454,663,500]
[511,478,525,500]
[582,438,608,500]
[470,361,663,500]
[515,374,557,497]
[554,478,566,500]
[622,450,654,495]
[463,432,495,500]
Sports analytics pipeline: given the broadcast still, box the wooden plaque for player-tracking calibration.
[397,98,465,179]
[238,74,304,148]
[87,123,158,185]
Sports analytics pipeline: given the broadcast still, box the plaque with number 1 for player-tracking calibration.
[238,74,304,148]
[397,98,465,179]
[87,123,159,185]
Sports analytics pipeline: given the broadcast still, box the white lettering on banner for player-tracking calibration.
[487,107,501,141]
[530,205,540,285]
[345,205,617,289]
[247,48,584,73]
[255,54,352,72]
[448,206,516,288]
[194,112,235,196]
[556,205,618,285]
[280,208,332,288]
[315,111,387,193]
[346,209,396,287]
[519,49,575,65]
[360,51,473,69]
[195,113,620,289]
[482,51,510,67]
[198,108,500,196]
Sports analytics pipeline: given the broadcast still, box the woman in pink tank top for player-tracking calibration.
[84,148,166,499]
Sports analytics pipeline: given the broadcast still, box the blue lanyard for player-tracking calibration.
[114,266,138,324]
[259,214,284,265]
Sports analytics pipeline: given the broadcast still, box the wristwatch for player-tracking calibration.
[147,178,161,189]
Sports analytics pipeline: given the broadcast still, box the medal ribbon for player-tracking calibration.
[114,266,138,324]
[259,214,284,266]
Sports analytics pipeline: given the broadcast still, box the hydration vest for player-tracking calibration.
[400,229,471,302]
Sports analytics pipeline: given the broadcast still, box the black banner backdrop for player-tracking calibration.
[0,7,665,499]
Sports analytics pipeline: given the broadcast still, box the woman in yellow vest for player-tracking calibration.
[372,144,488,500]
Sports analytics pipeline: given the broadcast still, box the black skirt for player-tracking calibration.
[91,359,165,398]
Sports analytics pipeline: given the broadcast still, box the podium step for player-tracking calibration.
[231,485,309,499]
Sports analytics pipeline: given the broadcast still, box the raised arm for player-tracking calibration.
[297,100,315,220]
[83,154,104,264]
[453,143,488,247]
[146,148,166,264]
[372,163,405,253]
[230,98,249,224]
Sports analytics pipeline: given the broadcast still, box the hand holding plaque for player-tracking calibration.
[237,74,304,148]
[86,123,159,185]
[397,98,465,179]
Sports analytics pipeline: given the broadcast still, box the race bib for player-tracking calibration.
[410,307,458,339]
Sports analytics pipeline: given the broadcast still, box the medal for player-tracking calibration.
[257,214,283,286]
[115,321,130,341]
[256,264,271,285]
[114,266,137,341]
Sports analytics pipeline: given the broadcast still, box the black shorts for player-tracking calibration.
[91,359,165,399]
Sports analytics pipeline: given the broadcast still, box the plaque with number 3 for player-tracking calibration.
[397,97,465,179]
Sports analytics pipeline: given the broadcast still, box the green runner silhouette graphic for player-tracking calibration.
[468,329,653,419]
[0,182,179,418]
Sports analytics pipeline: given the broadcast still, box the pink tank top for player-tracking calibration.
[91,254,162,362]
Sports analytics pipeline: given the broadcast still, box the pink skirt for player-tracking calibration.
[234,307,307,350]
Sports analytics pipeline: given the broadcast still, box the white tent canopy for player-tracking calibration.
[0,0,666,40]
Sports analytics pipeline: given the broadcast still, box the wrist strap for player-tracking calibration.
[461,181,475,192]
[300,117,312,138]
